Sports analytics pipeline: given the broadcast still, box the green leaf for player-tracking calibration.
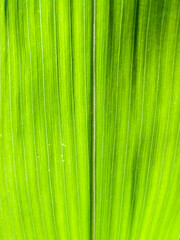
[0,0,179,239]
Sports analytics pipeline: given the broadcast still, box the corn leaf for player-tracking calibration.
[0,0,179,239]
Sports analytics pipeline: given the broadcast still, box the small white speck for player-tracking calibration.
[62,143,66,147]
[62,159,64,162]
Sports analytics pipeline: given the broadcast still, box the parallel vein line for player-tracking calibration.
[7,15,26,240]
[134,1,166,238]
[39,0,58,238]
[26,1,48,238]
[0,25,10,240]
[92,0,96,239]
[52,0,70,238]
[98,2,110,239]
[16,2,37,237]
[117,1,138,237]
[150,10,180,238]
[69,0,81,237]
[108,1,124,238]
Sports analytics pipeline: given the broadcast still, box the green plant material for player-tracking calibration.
[0,0,179,240]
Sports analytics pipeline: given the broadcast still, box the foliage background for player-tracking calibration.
[0,0,179,239]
